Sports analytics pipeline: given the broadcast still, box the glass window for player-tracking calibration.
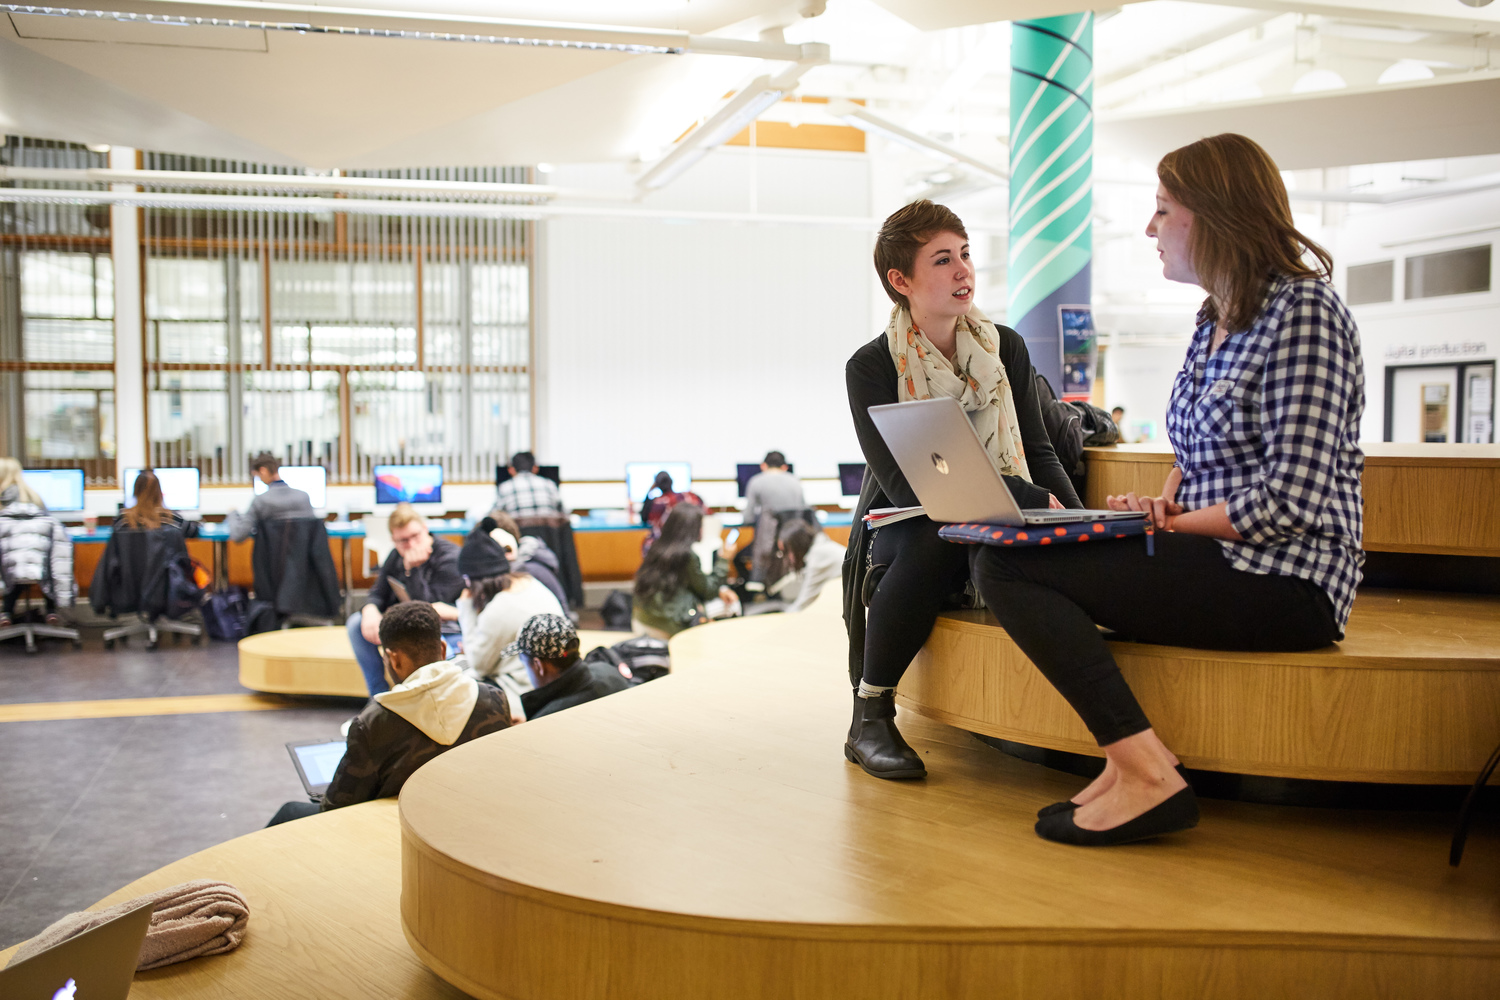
[1346,260,1393,306]
[1405,245,1492,300]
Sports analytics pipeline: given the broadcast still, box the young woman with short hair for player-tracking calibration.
[843,200,1080,781]
[969,133,1364,846]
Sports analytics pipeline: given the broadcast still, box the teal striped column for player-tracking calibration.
[1008,12,1093,391]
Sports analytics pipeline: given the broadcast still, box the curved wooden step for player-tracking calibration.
[398,601,1500,1000]
[899,589,1500,783]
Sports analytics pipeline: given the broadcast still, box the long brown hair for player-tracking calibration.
[1157,134,1332,333]
[122,469,168,529]
[634,503,704,603]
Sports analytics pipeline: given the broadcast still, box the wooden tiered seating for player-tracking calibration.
[397,596,1500,1000]
[901,590,1500,782]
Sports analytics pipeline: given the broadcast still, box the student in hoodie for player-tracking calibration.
[267,601,511,825]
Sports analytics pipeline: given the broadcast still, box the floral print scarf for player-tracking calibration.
[885,304,1031,481]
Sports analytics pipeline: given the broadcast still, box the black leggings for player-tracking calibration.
[969,531,1339,746]
[3,587,56,617]
[862,517,972,687]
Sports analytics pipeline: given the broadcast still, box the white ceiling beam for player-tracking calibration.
[1186,0,1500,36]
[828,100,1008,179]
[907,23,1010,134]
[1098,17,1296,110]
[1097,71,1500,171]
[1098,11,1280,89]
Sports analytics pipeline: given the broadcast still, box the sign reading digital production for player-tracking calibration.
[1383,341,1489,362]
[1058,304,1096,401]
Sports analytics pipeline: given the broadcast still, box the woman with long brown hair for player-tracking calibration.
[115,470,194,533]
[968,133,1364,846]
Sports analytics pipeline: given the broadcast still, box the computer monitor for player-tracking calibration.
[123,467,201,510]
[373,464,443,505]
[735,462,794,497]
[22,468,85,512]
[625,462,691,504]
[253,465,328,508]
[495,465,561,488]
[839,463,866,497]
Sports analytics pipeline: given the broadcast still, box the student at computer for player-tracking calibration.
[494,451,564,519]
[742,451,807,583]
[348,504,463,696]
[632,503,735,638]
[114,469,200,537]
[455,519,565,681]
[227,452,315,542]
[0,458,74,629]
[967,134,1363,846]
[842,200,1080,782]
[269,601,511,825]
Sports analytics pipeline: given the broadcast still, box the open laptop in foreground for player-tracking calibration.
[868,397,1147,527]
[0,898,153,1000]
[286,739,347,801]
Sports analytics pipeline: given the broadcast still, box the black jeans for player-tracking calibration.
[267,800,322,827]
[3,587,56,617]
[969,531,1339,746]
[862,517,972,687]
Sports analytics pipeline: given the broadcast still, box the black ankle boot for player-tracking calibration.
[844,690,926,780]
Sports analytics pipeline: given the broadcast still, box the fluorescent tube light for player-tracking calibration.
[827,101,1007,181]
[637,79,786,192]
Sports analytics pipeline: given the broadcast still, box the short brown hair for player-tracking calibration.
[1157,134,1332,334]
[249,451,279,475]
[388,502,425,532]
[874,200,969,310]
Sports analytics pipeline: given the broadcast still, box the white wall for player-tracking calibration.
[535,146,876,484]
[1329,183,1500,442]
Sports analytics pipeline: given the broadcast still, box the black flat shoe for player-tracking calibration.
[1036,763,1191,819]
[1035,787,1199,846]
[844,690,926,780]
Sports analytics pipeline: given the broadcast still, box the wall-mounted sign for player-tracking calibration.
[1058,304,1095,401]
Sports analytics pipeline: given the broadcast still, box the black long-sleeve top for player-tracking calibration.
[840,325,1081,685]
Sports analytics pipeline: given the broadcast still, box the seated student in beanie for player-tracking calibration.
[227,452,316,543]
[347,503,464,696]
[456,519,565,681]
[512,614,629,720]
[268,602,511,825]
[495,451,565,519]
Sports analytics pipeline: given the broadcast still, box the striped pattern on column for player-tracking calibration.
[1007,12,1093,385]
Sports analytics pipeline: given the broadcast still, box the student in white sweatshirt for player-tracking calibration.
[455,518,565,680]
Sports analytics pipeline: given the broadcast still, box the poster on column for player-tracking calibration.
[1058,305,1096,401]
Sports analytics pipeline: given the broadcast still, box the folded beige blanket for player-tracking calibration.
[8,879,249,971]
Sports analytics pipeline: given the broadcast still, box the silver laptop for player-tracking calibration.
[286,739,347,800]
[0,898,153,1000]
[868,397,1147,527]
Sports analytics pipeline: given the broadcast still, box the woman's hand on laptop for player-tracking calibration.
[1106,492,1182,529]
[1047,494,1065,509]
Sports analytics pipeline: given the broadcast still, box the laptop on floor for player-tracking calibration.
[286,739,347,800]
[0,898,153,1000]
[868,397,1147,527]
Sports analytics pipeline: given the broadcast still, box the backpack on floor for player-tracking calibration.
[584,635,670,685]
[600,590,633,630]
[164,556,208,620]
[202,586,251,642]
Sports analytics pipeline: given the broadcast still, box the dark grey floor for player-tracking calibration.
[0,629,364,949]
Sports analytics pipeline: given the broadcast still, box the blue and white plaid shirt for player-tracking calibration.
[1167,275,1365,632]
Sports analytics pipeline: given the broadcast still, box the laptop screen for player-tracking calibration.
[294,740,346,787]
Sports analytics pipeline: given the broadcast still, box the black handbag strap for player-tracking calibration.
[1450,738,1500,866]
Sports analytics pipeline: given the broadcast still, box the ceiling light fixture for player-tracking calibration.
[0,1,817,59]
[826,101,1007,181]
[635,46,829,195]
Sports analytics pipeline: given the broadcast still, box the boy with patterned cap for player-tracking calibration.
[511,613,630,720]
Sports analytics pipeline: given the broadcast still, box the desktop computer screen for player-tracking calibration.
[373,464,443,504]
[838,463,866,496]
[495,465,561,488]
[735,462,794,498]
[21,469,86,512]
[625,462,691,504]
[253,465,328,508]
[123,467,201,510]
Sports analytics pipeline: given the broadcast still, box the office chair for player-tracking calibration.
[102,613,201,649]
[92,525,203,650]
[0,584,82,654]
